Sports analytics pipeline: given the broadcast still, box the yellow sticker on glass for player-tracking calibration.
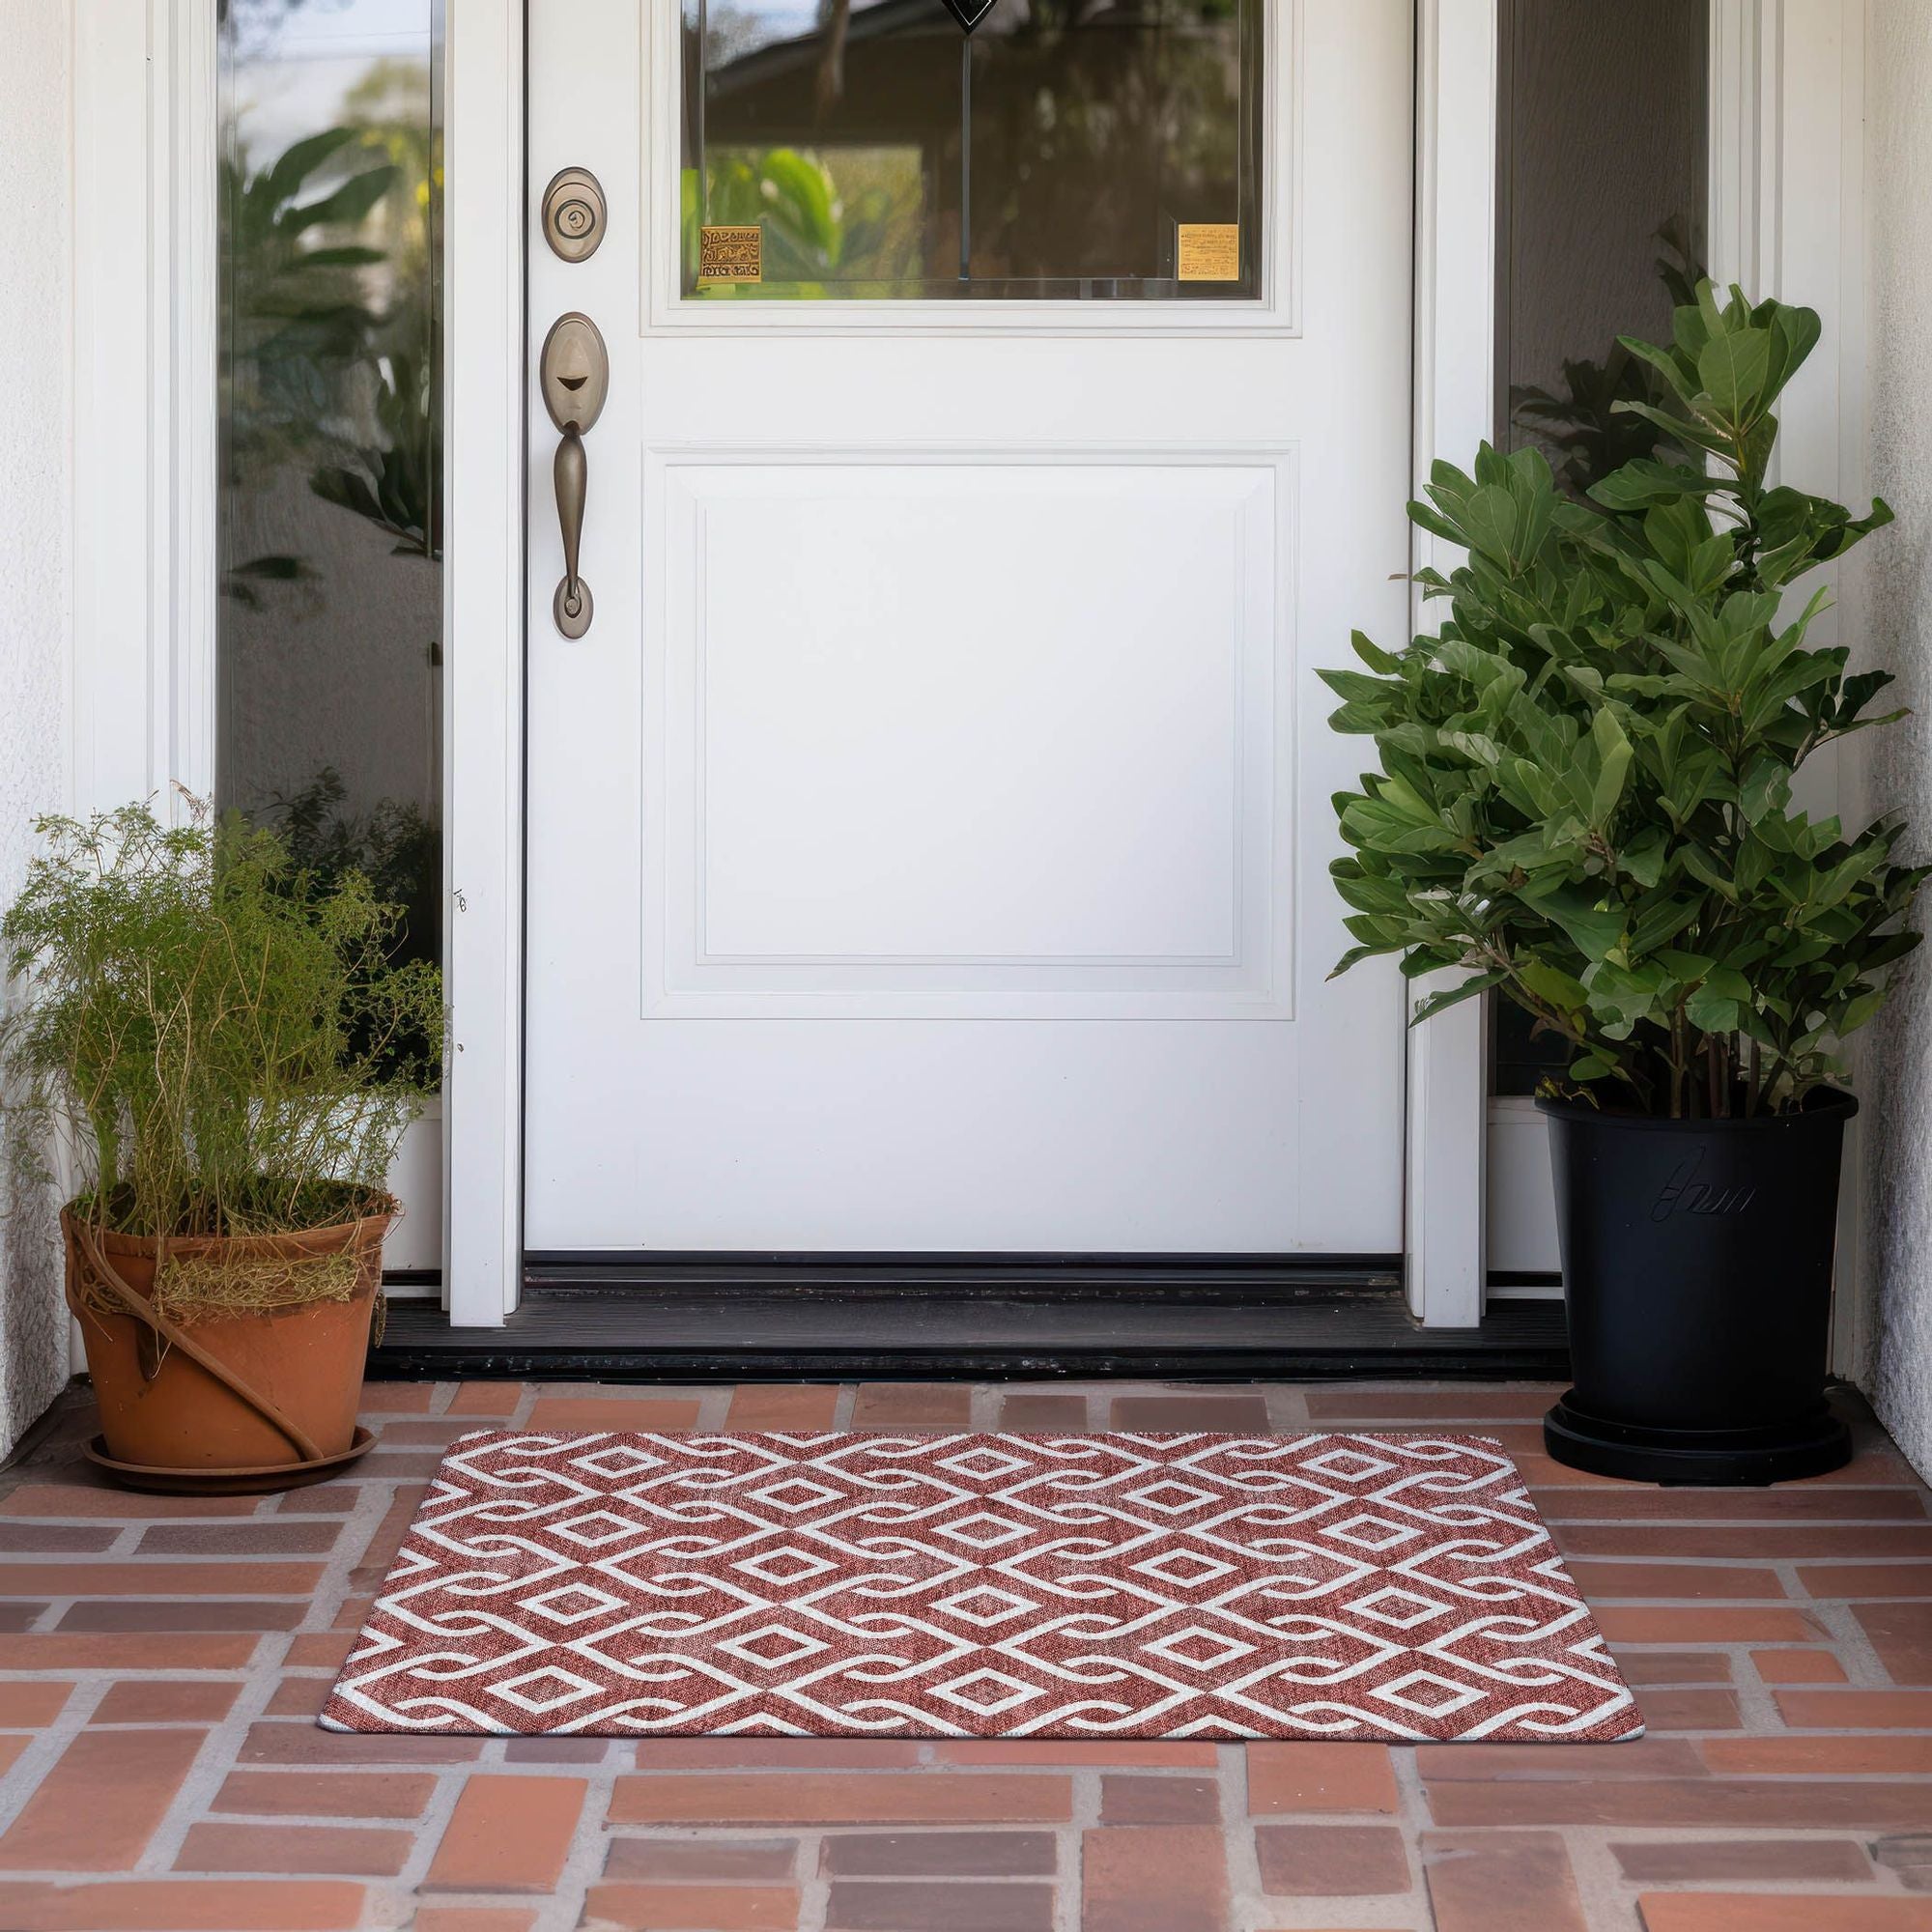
[699,225,762,283]
[1177,223,1240,283]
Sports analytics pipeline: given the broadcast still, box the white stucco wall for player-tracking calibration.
[0,2,78,1453]
[1862,2,1932,1477]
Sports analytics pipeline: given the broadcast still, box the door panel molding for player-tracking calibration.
[644,443,1297,1018]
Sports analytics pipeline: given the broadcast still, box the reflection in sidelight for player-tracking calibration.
[681,0,1263,300]
[1490,0,1708,1095]
[216,0,442,990]
[1497,0,1708,502]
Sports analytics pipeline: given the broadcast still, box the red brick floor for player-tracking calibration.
[0,1378,1924,1930]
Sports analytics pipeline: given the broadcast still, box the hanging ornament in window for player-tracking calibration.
[938,0,999,31]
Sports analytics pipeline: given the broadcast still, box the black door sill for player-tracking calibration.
[523,1253,1405,1300]
[371,1282,1567,1382]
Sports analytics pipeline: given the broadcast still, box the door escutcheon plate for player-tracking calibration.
[540,312,610,435]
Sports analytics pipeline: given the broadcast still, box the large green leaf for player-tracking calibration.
[1696,327,1772,421]
[1588,708,1634,826]
[1463,485,1521,566]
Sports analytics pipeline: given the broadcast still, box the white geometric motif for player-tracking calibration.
[321,1431,1646,1743]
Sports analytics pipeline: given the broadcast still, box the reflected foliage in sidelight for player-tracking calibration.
[217,1,442,1008]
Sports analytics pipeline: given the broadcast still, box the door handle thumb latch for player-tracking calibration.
[539,312,610,638]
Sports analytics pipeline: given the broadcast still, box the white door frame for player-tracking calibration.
[66,0,1854,1334]
[1406,0,1500,1328]
[440,0,526,1326]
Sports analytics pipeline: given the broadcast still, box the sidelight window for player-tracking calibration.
[215,0,443,982]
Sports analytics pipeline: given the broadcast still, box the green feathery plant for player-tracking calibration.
[0,798,443,1239]
[1325,281,1924,1118]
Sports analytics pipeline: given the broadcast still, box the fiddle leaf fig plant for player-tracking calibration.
[1325,281,1924,1118]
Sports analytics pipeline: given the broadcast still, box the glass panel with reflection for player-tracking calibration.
[1489,0,1708,1097]
[681,0,1263,300]
[216,0,442,998]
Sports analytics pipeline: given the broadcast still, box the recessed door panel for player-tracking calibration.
[647,453,1291,1016]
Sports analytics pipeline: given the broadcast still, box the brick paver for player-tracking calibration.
[424,1774,588,1891]
[0,1377,1921,1929]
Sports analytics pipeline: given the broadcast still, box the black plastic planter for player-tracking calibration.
[1537,1090,1856,1485]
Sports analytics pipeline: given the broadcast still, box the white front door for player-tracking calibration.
[524,0,1412,1255]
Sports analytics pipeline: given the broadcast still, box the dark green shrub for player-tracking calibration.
[1326,282,1922,1118]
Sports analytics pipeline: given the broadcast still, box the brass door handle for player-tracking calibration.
[539,312,610,638]
[554,427,589,636]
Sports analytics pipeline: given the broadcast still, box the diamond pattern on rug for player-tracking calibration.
[320,1430,1643,1743]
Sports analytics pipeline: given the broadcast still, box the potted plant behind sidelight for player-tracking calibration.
[1324,282,1921,1484]
[1,799,442,1492]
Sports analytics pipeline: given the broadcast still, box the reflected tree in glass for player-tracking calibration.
[216,0,442,1009]
[682,0,1261,300]
[1506,220,1706,499]
[1488,0,1708,1094]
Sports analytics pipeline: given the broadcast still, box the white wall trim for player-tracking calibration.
[68,0,218,1378]
[1405,0,1496,1328]
[1710,0,1871,1378]
[1826,1,1871,1384]
[1709,0,1779,302]
[1709,0,1870,1377]
[71,0,217,813]
[442,0,526,1324]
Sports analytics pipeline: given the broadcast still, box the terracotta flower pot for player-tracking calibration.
[64,1201,393,1484]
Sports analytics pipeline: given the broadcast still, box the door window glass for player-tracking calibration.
[680,0,1263,300]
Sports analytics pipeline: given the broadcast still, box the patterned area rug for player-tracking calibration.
[322,1430,1643,1742]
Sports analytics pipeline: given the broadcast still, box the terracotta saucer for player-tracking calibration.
[82,1424,376,1495]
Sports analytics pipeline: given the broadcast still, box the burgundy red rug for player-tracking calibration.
[321,1429,1642,1743]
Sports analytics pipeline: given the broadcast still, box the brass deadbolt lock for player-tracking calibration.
[542,167,607,263]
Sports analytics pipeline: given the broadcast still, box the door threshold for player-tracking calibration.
[372,1282,1568,1381]
[523,1252,1405,1301]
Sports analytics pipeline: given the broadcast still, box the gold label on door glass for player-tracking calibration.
[699,225,762,282]
[1177,223,1240,283]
